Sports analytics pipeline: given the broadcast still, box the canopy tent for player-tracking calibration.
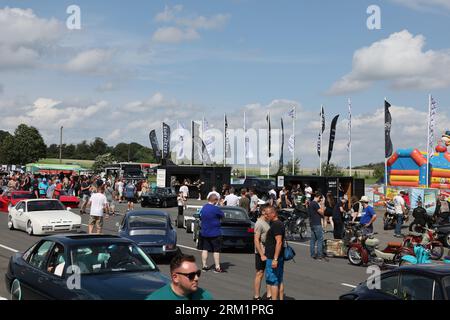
[26,163,88,175]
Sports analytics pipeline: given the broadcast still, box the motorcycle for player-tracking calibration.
[402,228,444,260]
[324,221,362,258]
[347,226,412,267]
[278,205,308,239]
[383,201,397,230]
[400,245,450,266]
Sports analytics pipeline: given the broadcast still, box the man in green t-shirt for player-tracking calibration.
[146,254,213,300]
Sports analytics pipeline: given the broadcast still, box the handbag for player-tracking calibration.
[283,240,296,261]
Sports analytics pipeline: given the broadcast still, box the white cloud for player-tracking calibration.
[390,0,450,12]
[152,27,200,43]
[106,129,122,142]
[124,92,178,112]
[0,7,64,69]
[65,49,113,74]
[154,4,183,23]
[152,5,230,43]
[328,30,450,95]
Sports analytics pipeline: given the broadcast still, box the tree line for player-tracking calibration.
[0,124,156,166]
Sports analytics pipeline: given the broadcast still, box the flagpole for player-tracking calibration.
[426,94,431,188]
[176,121,179,166]
[267,111,270,179]
[319,105,323,176]
[223,114,226,167]
[244,111,247,179]
[384,98,388,188]
[202,117,205,166]
[191,121,194,166]
[348,99,352,177]
[292,106,295,175]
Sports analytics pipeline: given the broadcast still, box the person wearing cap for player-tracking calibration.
[38,178,48,198]
[359,196,377,235]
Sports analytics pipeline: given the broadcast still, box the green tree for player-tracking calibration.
[75,140,92,159]
[92,153,116,173]
[90,137,109,156]
[373,165,385,181]
[319,162,344,177]
[285,158,301,175]
[1,124,47,165]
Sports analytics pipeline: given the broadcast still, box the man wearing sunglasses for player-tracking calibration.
[146,254,213,300]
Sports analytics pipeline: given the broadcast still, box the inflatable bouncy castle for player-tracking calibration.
[387,131,450,189]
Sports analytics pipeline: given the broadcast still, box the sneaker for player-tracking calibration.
[311,255,317,260]
[394,234,403,238]
[213,267,225,273]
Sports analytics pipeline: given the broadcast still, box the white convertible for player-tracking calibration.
[7,199,82,236]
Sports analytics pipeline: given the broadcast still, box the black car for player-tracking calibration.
[339,264,450,300]
[4,234,169,300]
[192,206,254,252]
[141,187,178,208]
[436,223,450,248]
[118,210,178,258]
[230,177,276,199]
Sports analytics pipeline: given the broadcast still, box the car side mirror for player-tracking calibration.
[18,208,24,213]
[193,213,200,219]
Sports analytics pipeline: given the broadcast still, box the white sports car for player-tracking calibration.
[7,199,82,236]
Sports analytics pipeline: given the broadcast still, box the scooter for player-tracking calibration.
[402,227,444,260]
[383,201,397,230]
[347,227,412,267]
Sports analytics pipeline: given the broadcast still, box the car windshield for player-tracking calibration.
[150,188,174,195]
[129,215,167,229]
[27,200,66,212]
[13,193,35,199]
[222,209,249,220]
[70,243,157,275]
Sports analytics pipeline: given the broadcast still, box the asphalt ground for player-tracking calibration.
[0,200,429,300]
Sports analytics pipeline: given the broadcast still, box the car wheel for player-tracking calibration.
[26,221,33,236]
[10,279,22,300]
[7,216,15,230]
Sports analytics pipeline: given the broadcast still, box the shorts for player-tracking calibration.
[265,258,284,286]
[126,197,135,203]
[255,253,266,271]
[89,215,104,229]
[82,194,90,202]
[200,236,221,253]
[119,190,123,197]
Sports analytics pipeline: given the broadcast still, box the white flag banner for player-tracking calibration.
[203,119,215,157]
[288,134,295,154]
[347,99,352,152]
[245,135,254,159]
[177,122,186,159]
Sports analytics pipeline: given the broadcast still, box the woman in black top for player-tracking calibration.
[323,193,335,232]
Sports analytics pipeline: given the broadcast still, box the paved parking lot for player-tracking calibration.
[0,201,425,300]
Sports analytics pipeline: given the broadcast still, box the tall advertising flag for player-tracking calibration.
[277,118,285,175]
[266,113,272,157]
[191,121,203,164]
[162,123,171,159]
[427,95,438,187]
[317,105,325,175]
[327,115,339,166]
[149,130,162,162]
[384,100,393,159]
[176,122,185,160]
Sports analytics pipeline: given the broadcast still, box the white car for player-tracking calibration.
[7,199,82,236]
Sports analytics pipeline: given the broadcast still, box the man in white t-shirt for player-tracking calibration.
[304,184,313,199]
[207,187,221,203]
[224,188,239,206]
[393,191,406,238]
[180,183,189,199]
[87,185,108,234]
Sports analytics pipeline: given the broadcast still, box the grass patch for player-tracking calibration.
[37,158,95,169]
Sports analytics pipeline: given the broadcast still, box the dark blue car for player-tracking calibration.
[4,234,169,300]
[118,210,178,258]
[340,264,450,300]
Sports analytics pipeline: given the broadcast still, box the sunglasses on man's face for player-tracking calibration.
[176,270,201,281]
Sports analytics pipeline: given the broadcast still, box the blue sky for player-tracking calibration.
[0,0,449,168]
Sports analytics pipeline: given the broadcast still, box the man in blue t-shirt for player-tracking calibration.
[359,196,377,234]
[199,194,225,273]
